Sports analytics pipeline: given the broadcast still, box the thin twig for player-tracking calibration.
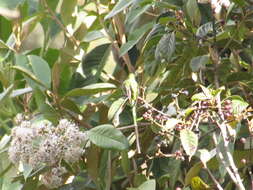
[41,0,80,48]
[205,167,223,190]
[118,122,150,130]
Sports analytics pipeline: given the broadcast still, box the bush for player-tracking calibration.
[0,0,253,189]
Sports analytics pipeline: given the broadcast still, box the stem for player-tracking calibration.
[41,0,79,48]
[205,167,223,190]
[118,122,150,130]
[132,106,141,154]
[213,123,245,190]
[105,151,112,190]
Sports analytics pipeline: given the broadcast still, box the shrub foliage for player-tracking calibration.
[0,0,253,189]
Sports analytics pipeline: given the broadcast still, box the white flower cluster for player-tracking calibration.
[211,0,231,13]
[8,117,87,188]
[198,0,231,13]
[41,166,67,189]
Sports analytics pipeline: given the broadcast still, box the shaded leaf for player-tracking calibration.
[190,55,209,72]
[186,0,201,26]
[155,32,175,62]
[82,43,111,84]
[120,22,154,56]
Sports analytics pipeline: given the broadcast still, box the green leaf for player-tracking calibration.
[185,162,202,186]
[83,31,105,42]
[155,32,175,62]
[180,129,198,159]
[186,0,201,26]
[231,97,249,114]
[87,124,129,150]
[86,144,100,184]
[60,0,77,25]
[28,55,51,89]
[60,98,81,114]
[65,83,117,97]
[108,97,127,120]
[0,84,13,105]
[128,179,156,190]
[126,4,151,24]
[190,55,209,72]
[121,151,130,174]
[0,135,11,150]
[196,22,213,38]
[120,22,153,56]
[104,0,135,20]
[226,72,253,83]
[12,65,47,89]
[22,163,33,180]
[0,0,24,9]
[82,43,111,84]
[0,39,10,49]
[197,149,211,168]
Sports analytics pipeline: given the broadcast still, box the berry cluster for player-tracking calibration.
[174,150,185,161]
[142,109,168,123]
[222,100,233,119]
[175,123,189,131]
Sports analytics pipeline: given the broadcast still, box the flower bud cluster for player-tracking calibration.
[8,117,87,188]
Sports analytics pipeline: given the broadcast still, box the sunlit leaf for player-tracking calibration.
[180,129,198,159]
[87,124,129,150]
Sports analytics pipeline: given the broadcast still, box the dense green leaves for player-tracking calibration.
[0,0,253,189]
